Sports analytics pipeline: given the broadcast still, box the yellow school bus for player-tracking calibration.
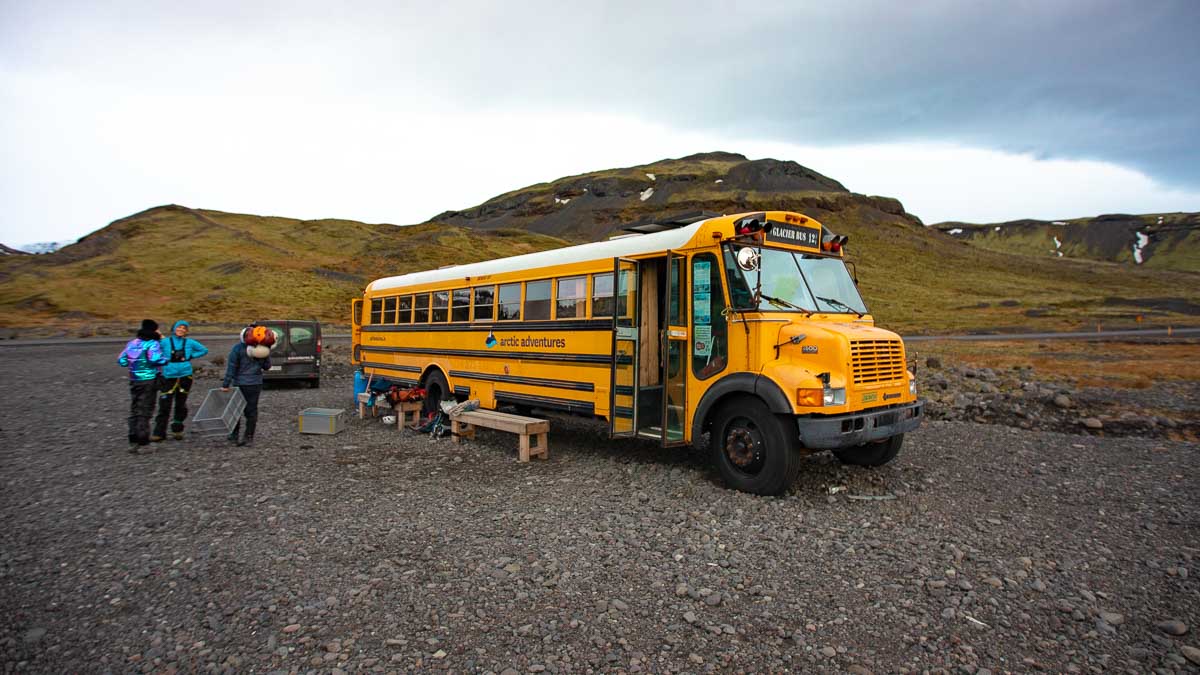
[351,210,923,495]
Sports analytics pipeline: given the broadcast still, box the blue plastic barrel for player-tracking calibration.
[353,370,367,407]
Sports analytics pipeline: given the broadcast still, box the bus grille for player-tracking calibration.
[850,339,906,386]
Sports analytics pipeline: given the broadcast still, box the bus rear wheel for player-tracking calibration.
[832,434,904,467]
[710,397,801,496]
[421,370,451,416]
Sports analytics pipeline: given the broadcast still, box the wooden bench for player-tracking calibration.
[356,392,382,419]
[450,409,549,462]
[393,400,423,429]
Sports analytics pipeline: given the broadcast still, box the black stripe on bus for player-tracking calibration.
[362,345,612,365]
[358,365,420,387]
[449,370,595,392]
[614,385,635,397]
[454,386,471,398]
[613,406,634,418]
[496,391,595,416]
[362,319,612,333]
[359,361,422,373]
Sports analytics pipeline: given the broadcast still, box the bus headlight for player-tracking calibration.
[823,387,845,406]
[910,378,918,396]
[798,387,846,407]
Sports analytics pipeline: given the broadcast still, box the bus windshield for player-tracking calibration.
[724,245,868,315]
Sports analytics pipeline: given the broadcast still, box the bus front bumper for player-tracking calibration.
[796,401,924,449]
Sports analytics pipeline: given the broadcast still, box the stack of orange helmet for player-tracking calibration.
[242,324,276,358]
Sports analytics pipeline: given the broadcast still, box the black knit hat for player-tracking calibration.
[141,319,158,333]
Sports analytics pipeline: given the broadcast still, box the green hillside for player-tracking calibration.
[0,205,567,332]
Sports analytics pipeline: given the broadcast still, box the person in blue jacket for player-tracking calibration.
[152,320,209,441]
[221,324,272,446]
[118,319,167,451]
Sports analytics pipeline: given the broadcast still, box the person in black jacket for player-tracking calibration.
[221,325,272,446]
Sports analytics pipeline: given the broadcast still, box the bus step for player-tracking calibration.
[637,427,662,440]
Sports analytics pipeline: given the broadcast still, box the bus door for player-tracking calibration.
[350,298,363,365]
[610,258,639,437]
[662,251,687,446]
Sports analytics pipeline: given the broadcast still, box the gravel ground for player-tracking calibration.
[2,342,1199,674]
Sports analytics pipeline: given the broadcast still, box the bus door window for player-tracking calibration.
[398,295,413,324]
[383,296,397,324]
[452,288,470,322]
[432,291,449,322]
[497,283,521,320]
[473,286,495,321]
[413,294,430,323]
[691,252,728,379]
[370,298,384,324]
[556,276,586,319]
[592,273,614,317]
[525,280,551,320]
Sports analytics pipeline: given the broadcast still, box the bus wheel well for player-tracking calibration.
[419,367,453,411]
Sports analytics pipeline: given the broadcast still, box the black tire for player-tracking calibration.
[832,434,904,467]
[421,369,451,415]
[309,377,320,389]
[710,396,802,496]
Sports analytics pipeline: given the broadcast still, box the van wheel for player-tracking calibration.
[309,378,320,389]
[421,370,451,415]
[833,434,904,467]
[710,397,801,496]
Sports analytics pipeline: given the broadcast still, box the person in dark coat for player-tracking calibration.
[153,319,209,441]
[221,324,272,446]
[118,319,167,451]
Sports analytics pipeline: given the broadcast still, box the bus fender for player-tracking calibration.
[691,373,792,441]
[419,364,450,389]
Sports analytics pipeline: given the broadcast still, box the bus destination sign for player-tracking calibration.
[766,221,821,249]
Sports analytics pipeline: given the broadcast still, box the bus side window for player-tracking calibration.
[414,294,430,323]
[432,291,450,322]
[556,276,586,319]
[452,288,470,322]
[525,280,551,321]
[691,252,728,379]
[383,296,397,324]
[592,273,614,317]
[473,286,495,321]
[370,298,383,325]
[497,283,521,320]
[398,295,412,324]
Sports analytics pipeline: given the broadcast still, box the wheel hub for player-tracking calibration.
[725,427,760,468]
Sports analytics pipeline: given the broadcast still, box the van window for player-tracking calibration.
[452,288,470,322]
[383,296,397,324]
[592,273,614,317]
[370,298,383,324]
[432,291,449,322]
[473,286,495,321]
[497,283,521,320]
[414,294,430,323]
[290,325,315,346]
[525,280,551,321]
[556,277,586,319]
[398,295,412,324]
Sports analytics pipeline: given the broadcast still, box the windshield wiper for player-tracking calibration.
[759,292,814,316]
[815,296,863,317]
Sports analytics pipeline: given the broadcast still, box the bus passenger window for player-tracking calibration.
[592,273,614,317]
[691,252,728,379]
[383,296,397,324]
[473,286,495,321]
[370,298,383,324]
[525,280,551,321]
[497,283,521,320]
[398,296,412,324]
[556,276,586,319]
[432,291,449,322]
[452,288,470,322]
[414,294,430,323]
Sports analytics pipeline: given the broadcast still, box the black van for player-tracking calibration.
[259,320,322,387]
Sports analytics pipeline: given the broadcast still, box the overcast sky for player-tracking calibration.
[2,0,1198,246]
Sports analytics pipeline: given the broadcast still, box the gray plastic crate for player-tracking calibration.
[192,388,246,437]
[299,407,346,435]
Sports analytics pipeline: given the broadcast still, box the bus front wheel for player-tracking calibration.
[710,397,801,496]
[832,434,904,467]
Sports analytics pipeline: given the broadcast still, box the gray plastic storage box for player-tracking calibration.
[299,408,346,435]
[192,388,246,437]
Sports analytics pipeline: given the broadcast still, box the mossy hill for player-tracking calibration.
[2,153,1198,336]
[932,213,1200,273]
[0,205,567,333]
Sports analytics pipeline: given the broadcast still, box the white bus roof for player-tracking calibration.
[368,218,712,292]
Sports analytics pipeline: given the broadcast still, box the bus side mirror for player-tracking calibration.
[735,247,760,271]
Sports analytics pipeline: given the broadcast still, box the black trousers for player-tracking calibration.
[154,375,193,437]
[127,379,158,445]
[230,384,262,439]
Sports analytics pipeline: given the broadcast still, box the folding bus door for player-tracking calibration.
[610,258,639,437]
[662,252,687,446]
